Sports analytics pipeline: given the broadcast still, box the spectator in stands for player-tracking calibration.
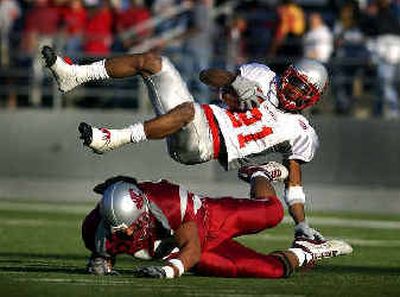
[365,0,400,119]
[21,0,62,106]
[62,0,87,56]
[332,0,370,115]
[0,0,20,67]
[83,0,113,56]
[181,0,214,103]
[268,0,306,60]
[303,12,333,64]
[0,0,20,108]
[113,0,152,52]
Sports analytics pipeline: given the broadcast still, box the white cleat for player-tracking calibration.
[292,238,353,261]
[42,46,82,93]
[238,161,289,183]
[78,122,132,154]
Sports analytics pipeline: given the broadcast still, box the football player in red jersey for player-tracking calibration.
[82,162,352,278]
[43,46,327,242]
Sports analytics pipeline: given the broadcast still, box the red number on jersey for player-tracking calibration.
[225,108,273,148]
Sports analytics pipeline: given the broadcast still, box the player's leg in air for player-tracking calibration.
[42,46,216,164]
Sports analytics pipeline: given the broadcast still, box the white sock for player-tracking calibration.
[129,122,147,143]
[74,59,109,84]
[288,248,313,267]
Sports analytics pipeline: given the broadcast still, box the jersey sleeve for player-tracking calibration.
[288,122,319,163]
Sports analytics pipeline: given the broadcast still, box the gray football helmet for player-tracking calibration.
[100,181,148,232]
[279,59,328,111]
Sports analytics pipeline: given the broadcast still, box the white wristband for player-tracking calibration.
[284,186,306,206]
[168,258,185,277]
[161,265,175,279]
[129,122,147,143]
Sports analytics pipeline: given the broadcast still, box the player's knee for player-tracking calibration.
[138,52,162,75]
[177,102,195,123]
[262,196,284,227]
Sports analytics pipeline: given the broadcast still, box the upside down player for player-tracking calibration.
[43,46,328,241]
[82,162,352,278]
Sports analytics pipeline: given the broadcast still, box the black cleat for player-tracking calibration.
[42,46,57,68]
[79,122,93,146]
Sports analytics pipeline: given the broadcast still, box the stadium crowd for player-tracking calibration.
[1,0,400,119]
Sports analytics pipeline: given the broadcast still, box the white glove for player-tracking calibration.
[231,76,263,111]
[294,222,325,242]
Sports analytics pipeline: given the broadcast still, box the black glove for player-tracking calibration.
[133,266,167,278]
[87,256,118,275]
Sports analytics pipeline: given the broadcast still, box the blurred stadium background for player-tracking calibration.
[0,0,399,296]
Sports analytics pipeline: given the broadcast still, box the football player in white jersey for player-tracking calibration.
[42,46,328,242]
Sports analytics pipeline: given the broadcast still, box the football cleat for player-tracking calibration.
[238,161,289,183]
[42,46,81,93]
[78,122,132,154]
[292,238,353,262]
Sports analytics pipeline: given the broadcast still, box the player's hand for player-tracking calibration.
[133,266,167,278]
[87,256,118,275]
[231,75,263,111]
[294,222,326,242]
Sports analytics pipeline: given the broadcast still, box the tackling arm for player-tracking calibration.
[134,221,201,279]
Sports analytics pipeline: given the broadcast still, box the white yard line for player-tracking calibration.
[283,217,400,230]
[249,234,400,247]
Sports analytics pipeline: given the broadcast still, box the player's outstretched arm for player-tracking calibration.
[285,159,325,241]
[134,221,201,279]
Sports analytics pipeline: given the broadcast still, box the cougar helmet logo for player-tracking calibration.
[129,188,144,209]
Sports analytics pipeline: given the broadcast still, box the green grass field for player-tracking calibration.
[0,199,399,297]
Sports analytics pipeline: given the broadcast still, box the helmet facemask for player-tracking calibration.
[279,66,321,111]
[278,59,328,111]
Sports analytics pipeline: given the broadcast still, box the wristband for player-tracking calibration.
[168,258,185,277]
[284,186,306,206]
[130,122,147,143]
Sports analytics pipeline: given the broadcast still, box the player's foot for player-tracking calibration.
[292,238,353,262]
[238,161,289,183]
[42,46,81,93]
[78,122,132,154]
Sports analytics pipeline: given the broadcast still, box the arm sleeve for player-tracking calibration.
[289,127,319,163]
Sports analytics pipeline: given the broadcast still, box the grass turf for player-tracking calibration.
[0,200,399,297]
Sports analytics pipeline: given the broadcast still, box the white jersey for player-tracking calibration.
[210,63,319,169]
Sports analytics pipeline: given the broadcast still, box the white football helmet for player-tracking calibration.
[100,181,148,233]
[279,59,328,111]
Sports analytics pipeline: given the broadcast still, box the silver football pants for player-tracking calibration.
[144,57,214,164]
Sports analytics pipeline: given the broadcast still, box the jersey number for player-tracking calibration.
[226,108,273,148]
